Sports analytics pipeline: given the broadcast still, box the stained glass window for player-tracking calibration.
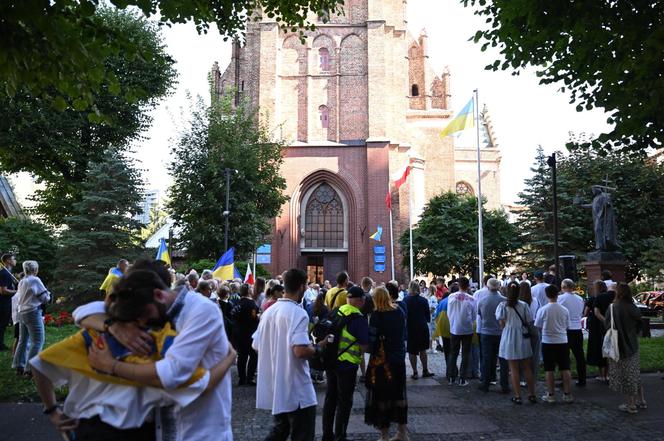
[304,183,344,248]
[456,181,474,196]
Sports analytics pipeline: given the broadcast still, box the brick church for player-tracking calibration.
[212,0,502,283]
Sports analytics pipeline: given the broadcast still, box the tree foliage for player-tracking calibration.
[53,150,144,297]
[0,0,343,111]
[463,0,664,152]
[0,218,58,285]
[515,144,664,281]
[401,192,518,277]
[0,8,175,225]
[168,94,288,261]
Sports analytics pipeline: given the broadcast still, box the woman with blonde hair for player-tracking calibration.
[364,286,409,441]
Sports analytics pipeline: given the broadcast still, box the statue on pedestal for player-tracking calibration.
[576,185,619,252]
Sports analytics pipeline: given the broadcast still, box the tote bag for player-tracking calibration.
[602,304,620,361]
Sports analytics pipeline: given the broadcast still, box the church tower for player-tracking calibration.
[213,0,501,282]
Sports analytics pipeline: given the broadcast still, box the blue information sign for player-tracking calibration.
[374,254,385,263]
[373,246,386,255]
[256,244,272,254]
[374,263,386,273]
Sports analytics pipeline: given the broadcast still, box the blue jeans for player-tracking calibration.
[480,334,509,390]
[12,309,45,372]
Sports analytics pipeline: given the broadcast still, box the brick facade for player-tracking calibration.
[212,0,502,283]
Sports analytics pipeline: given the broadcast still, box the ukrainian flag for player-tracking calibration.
[212,247,236,281]
[99,267,123,296]
[155,238,171,266]
[439,97,475,138]
[369,225,382,241]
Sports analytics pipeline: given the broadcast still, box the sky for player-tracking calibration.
[12,0,612,207]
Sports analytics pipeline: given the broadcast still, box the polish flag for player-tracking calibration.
[244,263,254,285]
[385,164,412,210]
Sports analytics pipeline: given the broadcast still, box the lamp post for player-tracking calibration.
[547,152,560,281]
[223,168,238,251]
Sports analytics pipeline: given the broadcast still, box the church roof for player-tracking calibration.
[0,175,24,218]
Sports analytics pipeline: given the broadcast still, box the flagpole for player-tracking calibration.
[474,88,485,281]
[389,206,395,281]
[408,170,414,282]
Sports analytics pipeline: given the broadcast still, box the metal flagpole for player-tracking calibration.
[389,206,396,281]
[474,88,485,280]
[408,173,414,281]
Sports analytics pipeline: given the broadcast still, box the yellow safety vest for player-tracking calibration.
[337,304,362,365]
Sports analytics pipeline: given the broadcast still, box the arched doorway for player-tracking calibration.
[300,182,348,284]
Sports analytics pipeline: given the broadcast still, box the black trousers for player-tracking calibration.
[322,368,357,441]
[441,336,451,362]
[567,329,587,385]
[0,296,12,347]
[264,405,316,441]
[237,348,257,384]
[447,334,473,381]
[75,416,155,441]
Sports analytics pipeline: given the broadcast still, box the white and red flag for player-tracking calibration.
[244,263,254,285]
[385,164,412,210]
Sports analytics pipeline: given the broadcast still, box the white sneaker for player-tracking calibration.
[541,393,556,403]
[458,379,470,387]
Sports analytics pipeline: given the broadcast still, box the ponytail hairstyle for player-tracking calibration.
[506,282,520,308]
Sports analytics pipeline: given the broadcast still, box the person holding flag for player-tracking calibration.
[99,259,129,297]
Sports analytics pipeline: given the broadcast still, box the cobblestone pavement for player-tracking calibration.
[3,351,664,440]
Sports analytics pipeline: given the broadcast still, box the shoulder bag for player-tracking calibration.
[602,303,620,361]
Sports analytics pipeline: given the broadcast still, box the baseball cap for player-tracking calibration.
[347,286,365,299]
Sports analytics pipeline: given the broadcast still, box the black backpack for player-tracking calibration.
[310,306,361,371]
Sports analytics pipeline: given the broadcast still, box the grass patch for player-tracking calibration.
[1,325,78,402]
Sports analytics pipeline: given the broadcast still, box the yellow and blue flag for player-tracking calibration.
[212,247,236,281]
[369,225,383,241]
[99,267,123,296]
[155,238,171,266]
[439,97,475,138]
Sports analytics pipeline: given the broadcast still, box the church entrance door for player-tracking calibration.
[302,253,348,285]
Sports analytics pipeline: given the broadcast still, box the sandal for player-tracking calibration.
[528,395,537,404]
[422,371,435,378]
[510,396,522,405]
[411,373,419,380]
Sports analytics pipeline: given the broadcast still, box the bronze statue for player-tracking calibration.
[577,185,619,251]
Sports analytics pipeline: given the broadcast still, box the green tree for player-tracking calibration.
[0,0,343,111]
[53,149,144,298]
[401,192,518,277]
[168,94,288,260]
[0,218,58,285]
[515,144,664,280]
[463,0,664,153]
[0,8,175,225]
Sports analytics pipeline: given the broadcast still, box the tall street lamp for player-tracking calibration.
[547,152,560,281]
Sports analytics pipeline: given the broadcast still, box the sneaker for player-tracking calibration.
[563,393,574,404]
[422,371,435,378]
[490,381,497,386]
[458,379,469,387]
[618,404,638,414]
[447,378,455,386]
[541,393,556,403]
[519,381,527,387]
[636,401,648,410]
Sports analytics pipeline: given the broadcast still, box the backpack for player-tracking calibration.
[309,306,361,371]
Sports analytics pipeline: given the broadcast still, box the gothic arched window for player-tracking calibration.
[411,84,419,96]
[304,183,344,249]
[456,181,474,196]
[319,48,330,72]
[319,105,329,129]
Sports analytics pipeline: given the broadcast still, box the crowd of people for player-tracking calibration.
[0,252,651,440]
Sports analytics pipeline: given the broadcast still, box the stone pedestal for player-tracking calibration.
[583,251,627,294]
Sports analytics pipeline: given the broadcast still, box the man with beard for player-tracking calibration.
[74,260,233,440]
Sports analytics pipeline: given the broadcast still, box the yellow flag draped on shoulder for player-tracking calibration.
[38,323,206,387]
[439,97,475,138]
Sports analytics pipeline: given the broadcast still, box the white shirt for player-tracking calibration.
[534,302,570,344]
[73,293,233,441]
[252,298,317,415]
[473,287,489,333]
[557,292,585,330]
[30,350,209,431]
[447,291,477,336]
[16,275,50,314]
[526,297,540,323]
[11,293,19,324]
[530,282,549,312]
[304,288,318,303]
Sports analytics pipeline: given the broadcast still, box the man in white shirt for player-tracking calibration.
[252,268,328,441]
[530,271,549,311]
[534,285,573,403]
[76,260,234,440]
[446,277,477,387]
[557,279,587,387]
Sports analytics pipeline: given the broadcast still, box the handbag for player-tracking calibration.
[513,303,532,339]
[602,303,620,361]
